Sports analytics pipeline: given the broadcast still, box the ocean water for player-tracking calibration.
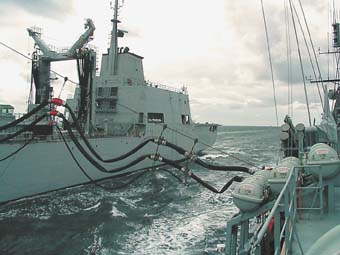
[0,126,280,255]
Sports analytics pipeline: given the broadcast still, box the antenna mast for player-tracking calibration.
[108,0,120,75]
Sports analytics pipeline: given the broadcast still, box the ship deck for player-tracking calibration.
[292,186,340,254]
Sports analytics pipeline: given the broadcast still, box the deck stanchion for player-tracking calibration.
[319,169,323,217]
[328,182,335,213]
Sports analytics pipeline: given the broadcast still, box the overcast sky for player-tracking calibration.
[0,0,337,126]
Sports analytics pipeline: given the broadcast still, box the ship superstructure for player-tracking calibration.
[0,0,218,204]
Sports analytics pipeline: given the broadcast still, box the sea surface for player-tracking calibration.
[0,126,280,255]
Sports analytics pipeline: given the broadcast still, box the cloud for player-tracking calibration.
[0,0,74,18]
[0,0,333,126]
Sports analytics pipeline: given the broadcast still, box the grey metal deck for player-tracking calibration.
[292,186,340,254]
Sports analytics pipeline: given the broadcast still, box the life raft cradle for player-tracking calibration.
[224,165,338,255]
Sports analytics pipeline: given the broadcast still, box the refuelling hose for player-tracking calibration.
[60,102,156,163]
[0,101,48,131]
[0,99,252,193]
[0,114,46,143]
[159,156,245,193]
[61,124,242,193]
[63,118,157,174]
[160,140,253,174]
[57,125,151,190]
[53,100,254,175]
[0,136,35,161]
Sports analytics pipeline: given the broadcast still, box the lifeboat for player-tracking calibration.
[306,143,340,179]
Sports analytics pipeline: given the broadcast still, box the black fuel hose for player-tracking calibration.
[62,120,242,193]
[193,158,252,174]
[63,104,155,163]
[162,140,186,155]
[0,101,48,131]
[0,114,46,143]
[63,104,252,175]
[0,136,34,161]
[57,125,151,191]
[190,174,244,194]
[59,125,189,191]
[160,156,244,193]
[162,140,252,174]
[63,119,155,174]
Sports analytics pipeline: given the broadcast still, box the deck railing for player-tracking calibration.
[251,167,300,255]
[225,167,300,255]
[145,81,188,94]
[224,164,337,255]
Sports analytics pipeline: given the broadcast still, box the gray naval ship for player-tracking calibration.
[0,0,217,204]
[204,1,340,255]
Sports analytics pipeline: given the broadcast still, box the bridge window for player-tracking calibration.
[98,87,103,97]
[181,114,190,125]
[109,100,116,109]
[1,108,13,114]
[110,87,118,96]
[139,113,144,123]
[147,113,164,123]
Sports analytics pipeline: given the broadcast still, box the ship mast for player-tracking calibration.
[108,0,120,75]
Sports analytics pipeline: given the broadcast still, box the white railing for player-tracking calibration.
[145,80,188,94]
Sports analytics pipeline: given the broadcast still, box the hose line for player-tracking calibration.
[0,101,48,131]
[0,136,34,161]
[63,119,154,174]
[57,125,151,191]
[64,103,155,162]
[160,156,245,194]
[0,114,46,143]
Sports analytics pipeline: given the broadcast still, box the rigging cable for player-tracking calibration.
[288,0,312,126]
[0,41,79,86]
[297,0,325,95]
[260,0,283,163]
[0,136,34,161]
[284,0,293,117]
[58,77,69,98]
[0,41,30,60]
[292,1,324,109]
[260,0,279,127]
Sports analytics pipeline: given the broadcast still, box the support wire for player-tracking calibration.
[289,0,312,126]
[260,0,279,127]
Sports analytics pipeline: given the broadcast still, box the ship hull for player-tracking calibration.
[0,124,217,204]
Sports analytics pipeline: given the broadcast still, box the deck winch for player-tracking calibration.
[306,143,340,179]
